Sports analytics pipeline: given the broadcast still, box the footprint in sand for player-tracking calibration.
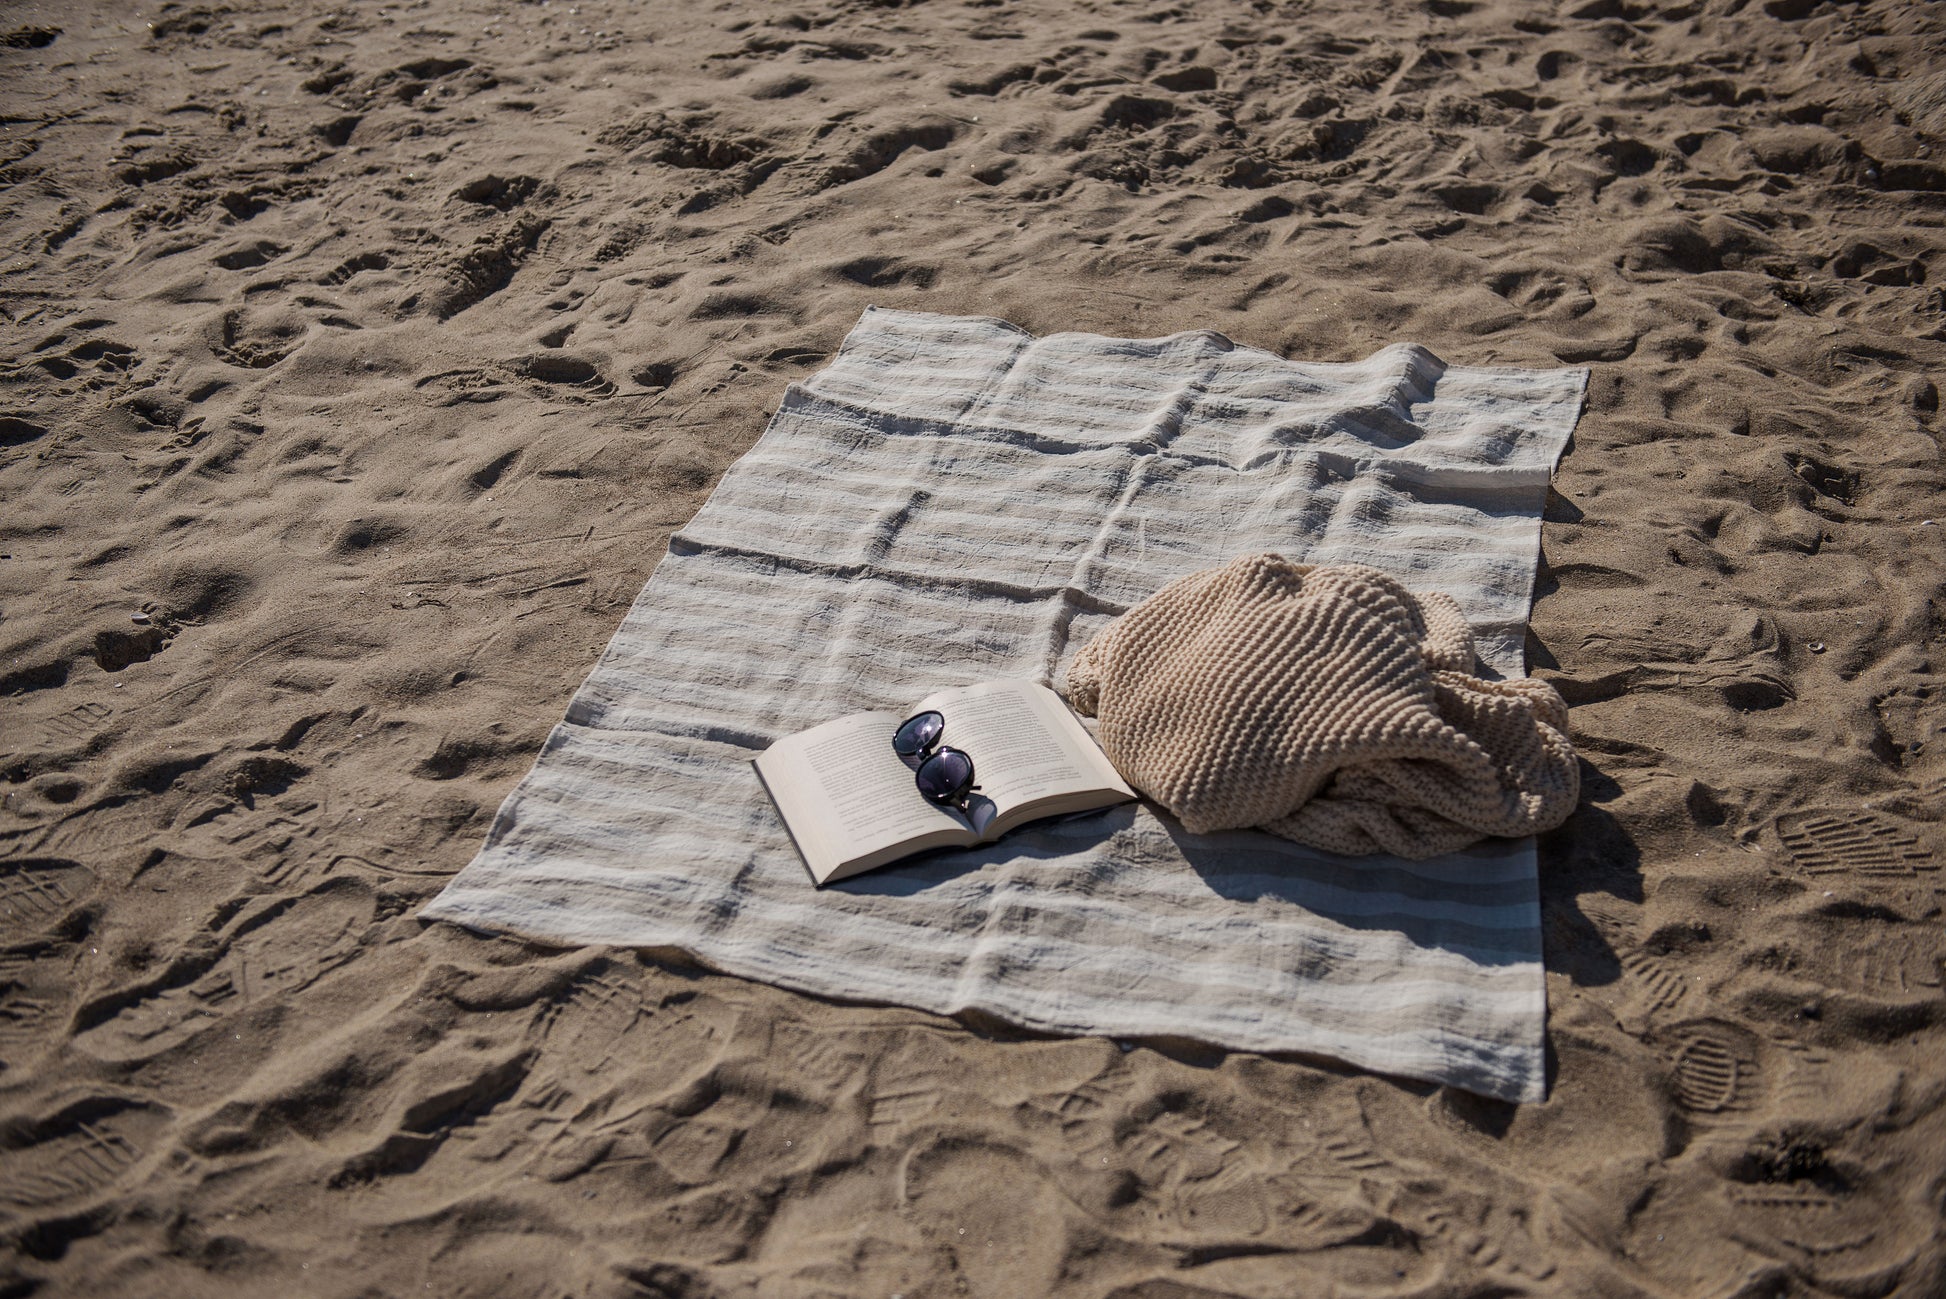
[1318,1120,1391,1176]
[1262,1168,1398,1251]
[0,857,96,931]
[319,250,390,286]
[71,881,374,1063]
[414,215,550,321]
[771,1019,869,1103]
[210,306,306,370]
[536,968,651,1077]
[1585,901,1694,1022]
[1774,808,1939,880]
[1121,1106,1238,1191]
[864,1084,939,1130]
[835,256,938,290]
[1784,899,1946,1001]
[0,964,65,1056]
[22,330,137,400]
[1660,1018,1767,1118]
[1721,1148,1928,1288]
[0,1095,168,1211]
[1048,1077,1128,1166]
[1168,1157,1275,1238]
[1617,945,1690,1016]
[36,701,110,746]
[1843,932,1945,998]
[505,352,616,397]
[516,971,740,1181]
[0,861,97,1061]
[210,238,287,271]
[866,1027,1090,1133]
[92,622,172,672]
[899,1136,1077,1297]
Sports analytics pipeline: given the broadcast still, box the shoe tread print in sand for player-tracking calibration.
[1567,808,1944,1295]
[0,857,96,932]
[307,956,750,1203]
[1630,1014,1936,1292]
[1006,1059,1568,1293]
[1707,1111,1937,1295]
[1537,779,1943,1299]
[0,1094,171,1215]
[1767,806,1946,999]
[164,746,487,894]
[0,859,99,1068]
[69,879,376,1064]
[1580,897,1697,1031]
[1776,807,1940,878]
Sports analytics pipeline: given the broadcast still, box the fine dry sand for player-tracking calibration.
[3,0,1944,1295]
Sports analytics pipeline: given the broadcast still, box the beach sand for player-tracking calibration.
[2,0,1943,1294]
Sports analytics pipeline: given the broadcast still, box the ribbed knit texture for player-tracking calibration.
[1067,553,1578,858]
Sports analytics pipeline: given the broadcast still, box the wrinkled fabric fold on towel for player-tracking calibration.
[424,308,1587,1103]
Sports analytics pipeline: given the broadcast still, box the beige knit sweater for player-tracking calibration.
[1065,554,1578,859]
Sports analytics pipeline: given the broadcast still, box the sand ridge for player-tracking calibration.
[1,0,1944,1294]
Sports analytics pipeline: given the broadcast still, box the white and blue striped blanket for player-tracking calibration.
[424,308,1586,1102]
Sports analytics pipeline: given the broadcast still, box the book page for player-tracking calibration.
[757,682,1128,885]
[915,680,1133,817]
[756,711,971,879]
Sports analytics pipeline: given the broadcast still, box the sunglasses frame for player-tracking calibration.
[891,710,979,811]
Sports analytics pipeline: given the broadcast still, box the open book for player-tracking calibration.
[754,680,1136,886]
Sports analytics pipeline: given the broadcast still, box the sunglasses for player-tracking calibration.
[891,710,978,811]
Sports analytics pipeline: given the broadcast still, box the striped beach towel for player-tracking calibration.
[424,308,1587,1102]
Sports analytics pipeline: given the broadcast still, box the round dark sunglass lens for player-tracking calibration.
[892,710,945,758]
[915,748,975,805]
